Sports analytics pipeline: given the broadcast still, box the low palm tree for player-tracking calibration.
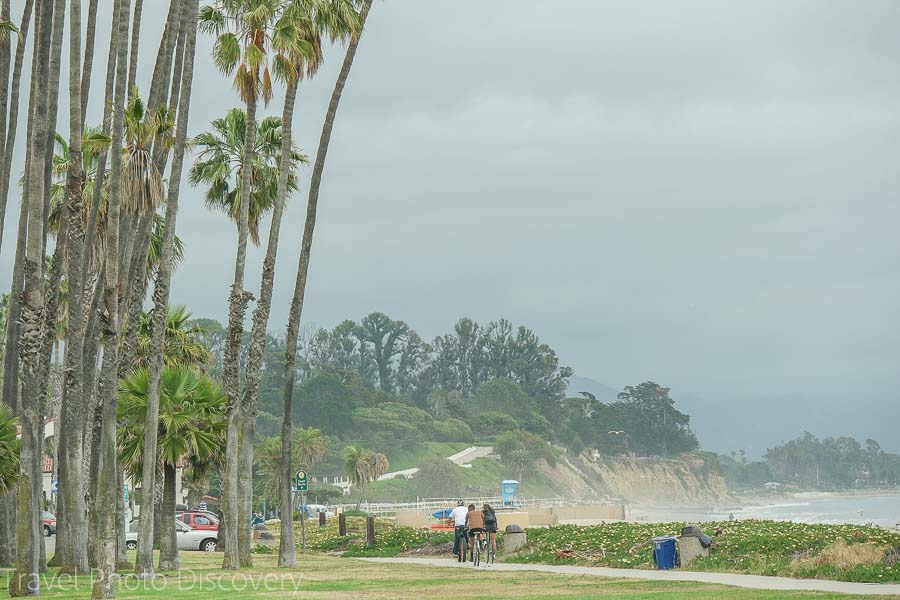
[508,448,532,498]
[117,367,226,571]
[189,108,304,245]
[0,402,19,495]
[133,305,213,370]
[254,427,327,511]
[343,446,388,509]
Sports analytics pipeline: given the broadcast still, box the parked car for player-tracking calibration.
[42,511,56,537]
[302,504,334,518]
[125,519,217,552]
[176,510,219,531]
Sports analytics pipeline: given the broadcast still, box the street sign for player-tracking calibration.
[295,469,308,492]
[123,484,129,503]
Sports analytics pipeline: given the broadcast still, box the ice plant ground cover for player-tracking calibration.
[507,520,900,583]
[264,517,900,583]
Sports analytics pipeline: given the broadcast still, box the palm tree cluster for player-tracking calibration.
[0,0,377,593]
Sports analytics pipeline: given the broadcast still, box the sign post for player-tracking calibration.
[296,469,309,552]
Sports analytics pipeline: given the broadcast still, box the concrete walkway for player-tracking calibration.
[360,557,900,596]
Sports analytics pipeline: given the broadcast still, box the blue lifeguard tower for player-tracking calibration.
[501,480,519,507]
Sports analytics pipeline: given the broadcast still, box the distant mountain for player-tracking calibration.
[566,375,620,403]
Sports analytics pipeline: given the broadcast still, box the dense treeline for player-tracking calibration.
[189,312,701,489]
[712,433,900,491]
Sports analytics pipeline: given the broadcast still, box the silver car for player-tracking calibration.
[125,519,217,552]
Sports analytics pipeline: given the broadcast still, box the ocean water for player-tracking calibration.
[733,494,900,529]
[629,493,900,529]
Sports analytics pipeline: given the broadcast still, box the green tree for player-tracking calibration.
[117,367,226,571]
[189,108,303,245]
[134,305,213,370]
[343,446,388,509]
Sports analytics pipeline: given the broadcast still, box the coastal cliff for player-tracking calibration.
[535,451,733,504]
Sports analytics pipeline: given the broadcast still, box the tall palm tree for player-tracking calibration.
[200,0,295,568]
[118,367,226,572]
[279,0,371,564]
[92,0,132,594]
[0,403,19,495]
[134,305,212,370]
[293,426,327,469]
[132,0,200,578]
[10,0,54,592]
[189,109,302,245]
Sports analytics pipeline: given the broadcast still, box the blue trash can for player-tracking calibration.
[652,536,678,570]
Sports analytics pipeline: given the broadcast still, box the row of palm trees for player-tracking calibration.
[0,0,376,595]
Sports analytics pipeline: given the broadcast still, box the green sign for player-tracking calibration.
[295,469,308,492]
[123,484,129,503]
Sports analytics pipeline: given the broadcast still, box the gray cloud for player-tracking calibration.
[2,0,899,454]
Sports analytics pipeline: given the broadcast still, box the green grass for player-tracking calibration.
[0,551,885,599]
[506,520,900,583]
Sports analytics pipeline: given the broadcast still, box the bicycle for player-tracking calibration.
[470,529,489,566]
[458,528,468,563]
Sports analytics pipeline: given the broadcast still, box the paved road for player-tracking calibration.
[360,557,900,596]
[44,534,55,556]
[378,446,494,481]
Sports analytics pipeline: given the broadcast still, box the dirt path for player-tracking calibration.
[359,557,900,597]
[378,446,494,481]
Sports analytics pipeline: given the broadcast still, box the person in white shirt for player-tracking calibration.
[448,501,469,561]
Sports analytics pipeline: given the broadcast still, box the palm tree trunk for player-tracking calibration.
[134,0,199,576]
[9,0,53,592]
[222,88,257,570]
[241,78,299,568]
[80,0,98,117]
[52,0,90,574]
[79,0,120,286]
[126,0,143,93]
[0,0,33,256]
[157,463,179,571]
[279,0,373,533]
[0,0,11,200]
[91,0,131,594]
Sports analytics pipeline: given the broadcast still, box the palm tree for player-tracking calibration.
[343,446,388,509]
[92,0,133,594]
[118,367,226,572]
[134,305,213,371]
[132,0,200,577]
[200,0,298,568]
[508,448,532,499]
[273,0,364,569]
[293,427,327,469]
[10,0,55,592]
[189,109,303,245]
[0,403,19,495]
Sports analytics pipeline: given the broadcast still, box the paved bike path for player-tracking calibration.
[360,557,900,596]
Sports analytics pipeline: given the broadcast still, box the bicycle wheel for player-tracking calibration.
[473,536,480,566]
[459,534,467,563]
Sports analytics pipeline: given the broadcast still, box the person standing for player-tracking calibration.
[448,500,469,561]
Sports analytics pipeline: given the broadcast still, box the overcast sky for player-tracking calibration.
[2,0,899,455]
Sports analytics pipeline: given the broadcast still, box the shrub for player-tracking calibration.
[471,411,519,437]
[433,418,474,442]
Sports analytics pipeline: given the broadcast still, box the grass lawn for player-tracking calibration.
[0,552,887,599]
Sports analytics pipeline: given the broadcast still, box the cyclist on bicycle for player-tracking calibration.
[483,503,498,555]
[464,503,485,562]
[448,500,468,562]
